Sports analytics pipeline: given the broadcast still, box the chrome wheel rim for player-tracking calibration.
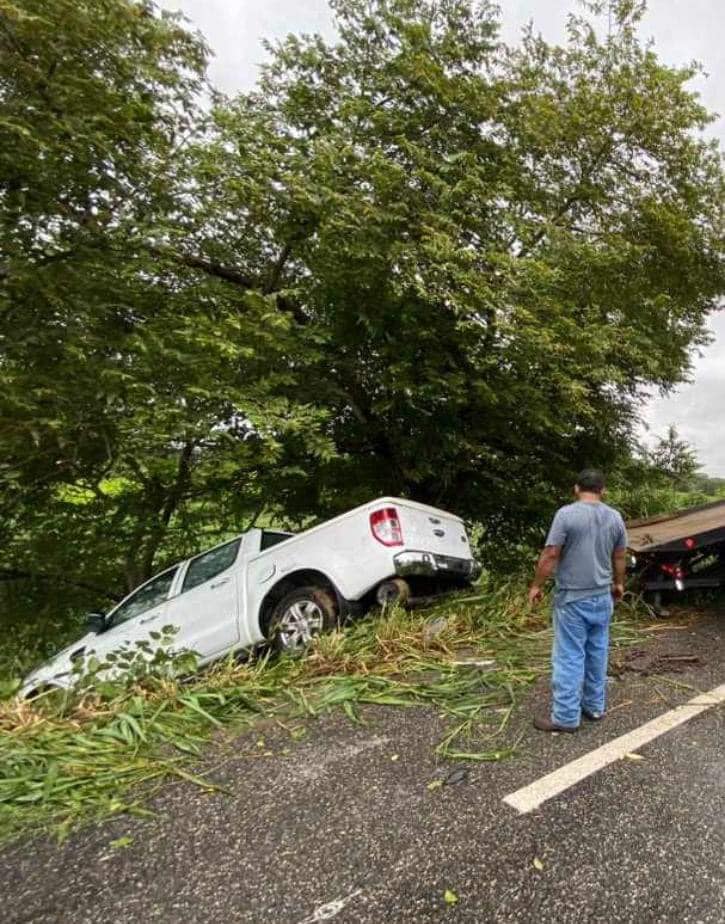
[276,600,324,651]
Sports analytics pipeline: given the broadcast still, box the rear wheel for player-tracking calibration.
[376,577,411,608]
[268,586,338,654]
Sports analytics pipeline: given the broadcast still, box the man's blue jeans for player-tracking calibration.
[551,593,614,728]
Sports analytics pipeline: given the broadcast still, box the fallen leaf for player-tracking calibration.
[423,617,448,644]
[444,768,469,786]
[624,753,645,761]
[109,836,133,850]
[533,857,544,871]
[390,754,399,762]
[427,779,444,791]
[444,889,459,906]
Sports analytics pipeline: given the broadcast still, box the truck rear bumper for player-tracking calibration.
[641,576,725,592]
[394,550,482,582]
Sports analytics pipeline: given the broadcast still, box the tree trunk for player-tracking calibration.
[122,441,195,592]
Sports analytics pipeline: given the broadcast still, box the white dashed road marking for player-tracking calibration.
[503,682,725,815]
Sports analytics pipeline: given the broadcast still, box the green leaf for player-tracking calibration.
[109,836,134,850]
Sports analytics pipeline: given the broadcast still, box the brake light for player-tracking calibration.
[684,537,696,550]
[370,507,404,547]
[660,563,684,579]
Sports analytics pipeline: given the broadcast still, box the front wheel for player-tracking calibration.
[268,586,338,654]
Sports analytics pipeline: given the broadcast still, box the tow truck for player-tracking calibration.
[627,499,725,610]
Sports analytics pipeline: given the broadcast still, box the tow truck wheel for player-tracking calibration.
[376,577,411,608]
[268,586,338,655]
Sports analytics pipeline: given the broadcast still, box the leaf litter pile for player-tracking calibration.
[0,581,647,841]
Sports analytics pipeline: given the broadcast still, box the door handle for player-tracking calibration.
[140,613,160,624]
[210,577,230,589]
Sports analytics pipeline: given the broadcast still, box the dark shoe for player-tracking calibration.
[533,714,578,733]
[582,708,605,722]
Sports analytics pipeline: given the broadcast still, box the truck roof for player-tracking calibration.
[626,499,725,552]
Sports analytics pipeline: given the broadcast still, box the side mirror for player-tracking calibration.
[85,612,106,634]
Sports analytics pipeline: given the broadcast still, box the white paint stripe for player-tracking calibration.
[503,682,725,815]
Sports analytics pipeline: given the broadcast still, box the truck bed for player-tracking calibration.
[627,499,725,552]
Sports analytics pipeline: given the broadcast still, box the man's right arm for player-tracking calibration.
[529,509,567,605]
[529,545,562,605]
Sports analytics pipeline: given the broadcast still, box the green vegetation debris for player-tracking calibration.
[109,835,134,850]
[0,583,649,843]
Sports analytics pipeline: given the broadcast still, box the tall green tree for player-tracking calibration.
[0,1,333,594]
[1,0,723,604]
[649,425,701,488]
[190,0,724,535]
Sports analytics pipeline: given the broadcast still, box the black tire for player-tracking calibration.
[376,577,411,608]
[267,586,338,654]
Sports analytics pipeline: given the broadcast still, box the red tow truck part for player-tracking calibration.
[627,499,725,600]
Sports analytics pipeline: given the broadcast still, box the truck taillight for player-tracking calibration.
[370,507,404,547]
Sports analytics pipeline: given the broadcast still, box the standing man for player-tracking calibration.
[528,469,628,732]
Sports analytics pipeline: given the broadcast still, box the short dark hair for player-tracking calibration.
[576,468,605,493]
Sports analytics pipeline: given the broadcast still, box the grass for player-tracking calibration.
[0,580,649,843]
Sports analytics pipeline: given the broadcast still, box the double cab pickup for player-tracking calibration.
[20,497,480,697]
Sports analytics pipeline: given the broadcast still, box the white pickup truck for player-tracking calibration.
[20,497,480,697]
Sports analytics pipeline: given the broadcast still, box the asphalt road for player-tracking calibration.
[1,614,723,923]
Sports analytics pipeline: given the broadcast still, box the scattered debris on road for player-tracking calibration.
[612,647,704,677]
[443,767,469,786]
[297,889,364,923]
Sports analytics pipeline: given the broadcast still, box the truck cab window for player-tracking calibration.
[260,531,294,551]
[182,538,241,593]
[108,567,178,629]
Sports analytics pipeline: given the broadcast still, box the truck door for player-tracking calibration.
[93,565,179,669]
[166,537,242,661]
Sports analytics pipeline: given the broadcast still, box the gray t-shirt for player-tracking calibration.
[545,501,628,604]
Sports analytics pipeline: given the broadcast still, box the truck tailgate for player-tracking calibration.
[395,502,471,558]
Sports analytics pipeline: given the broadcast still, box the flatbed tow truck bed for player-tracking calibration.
[627,499,725,598]
[627,499,725,552]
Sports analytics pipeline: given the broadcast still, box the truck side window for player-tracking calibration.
[108,567,178,629]
[182,538,241,593]
[260,531,293,551]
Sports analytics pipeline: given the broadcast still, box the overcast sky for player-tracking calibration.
[163,0,725,475]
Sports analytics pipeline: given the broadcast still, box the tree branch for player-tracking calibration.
[163,249,257,289]
[0,568,121,602]
[263,242,293,295]
[516,139,615,259]
[152,245,310,324]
